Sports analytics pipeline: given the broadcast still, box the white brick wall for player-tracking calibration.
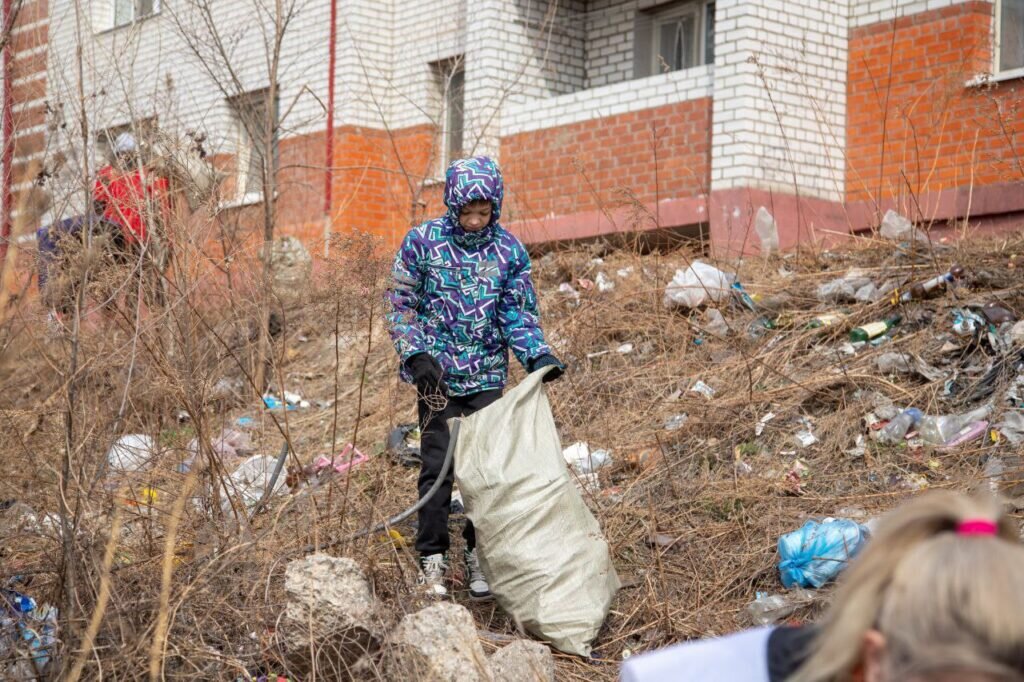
[710,0,850,201]
[585,0,637,88]
[851,0,968,27]
[502,65,713,135]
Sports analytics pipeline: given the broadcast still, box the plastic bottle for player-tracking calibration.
[877,408,922,444]
[918,406,992,445]
[979,302,1016,325]
[732,282,758,311]
[807,312,845,329]
[849,314,902,343]
[898,264,965,302]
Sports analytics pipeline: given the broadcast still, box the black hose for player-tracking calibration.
[299,419,460,555]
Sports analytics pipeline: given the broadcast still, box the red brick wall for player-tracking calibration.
[499,98,712,227]
[847,1,1024,204]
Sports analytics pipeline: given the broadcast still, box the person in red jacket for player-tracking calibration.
[92,132,171,246]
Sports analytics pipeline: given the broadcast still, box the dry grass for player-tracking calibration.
[1,224,1023,680]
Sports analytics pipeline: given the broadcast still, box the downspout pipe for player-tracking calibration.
[0,0,15,277]
[323,0,337,256]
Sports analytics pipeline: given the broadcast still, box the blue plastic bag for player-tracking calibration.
[778,518,869,588]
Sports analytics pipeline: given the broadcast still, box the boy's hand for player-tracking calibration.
[529,354,565,383]
[406,353,448,397]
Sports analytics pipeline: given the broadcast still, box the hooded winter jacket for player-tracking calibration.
[385,156,552,396]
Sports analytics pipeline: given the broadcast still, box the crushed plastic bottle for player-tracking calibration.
[877,408,922,445]
[919,405,992,445]
[746,588,813,626]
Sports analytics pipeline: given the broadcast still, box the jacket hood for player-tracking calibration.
[444,156,504,230]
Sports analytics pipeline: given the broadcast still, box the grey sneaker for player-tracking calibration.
[418,553,449,598]
[464,548,492,601]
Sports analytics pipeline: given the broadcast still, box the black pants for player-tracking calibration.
[416,389,501,556]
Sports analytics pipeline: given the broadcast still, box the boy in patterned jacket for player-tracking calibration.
[385,156,564,600]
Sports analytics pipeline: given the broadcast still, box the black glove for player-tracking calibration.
[406,353,448,397]
[529,354,565,383]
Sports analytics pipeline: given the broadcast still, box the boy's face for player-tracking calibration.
[459,200,492,232]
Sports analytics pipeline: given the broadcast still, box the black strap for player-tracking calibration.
[767,625,817,682]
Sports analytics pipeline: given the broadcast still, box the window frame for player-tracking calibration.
[995,0,1024,80]
[112,0,161,30]
[227,90,279,205]
[431,57,466,178]
[635,0,715,79]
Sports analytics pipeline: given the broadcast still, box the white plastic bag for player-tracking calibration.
[222,455,289,512]
[663,261,735,309]
[453,368,620,656]
[107,434,156,473]
[754,206,779,255]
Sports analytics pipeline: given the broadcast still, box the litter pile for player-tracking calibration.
[1,215,1023,679]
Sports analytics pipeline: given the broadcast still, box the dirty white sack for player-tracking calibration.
[453,367,620,656]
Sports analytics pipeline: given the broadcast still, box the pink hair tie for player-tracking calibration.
[956,519,999,536]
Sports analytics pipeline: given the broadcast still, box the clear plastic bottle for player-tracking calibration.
[918,406,992,445]
[877,408,922,444]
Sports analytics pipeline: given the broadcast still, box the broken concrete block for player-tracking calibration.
[284,554,382,671]
[491,640,555,682]
[385,603,491,681]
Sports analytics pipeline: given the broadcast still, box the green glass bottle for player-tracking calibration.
[849,314,902,343]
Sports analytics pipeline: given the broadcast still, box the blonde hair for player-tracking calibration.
[790,490,1024,682]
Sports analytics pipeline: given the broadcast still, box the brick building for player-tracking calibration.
[2,0,1023,258]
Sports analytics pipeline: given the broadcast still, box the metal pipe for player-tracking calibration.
[322,0,337,256]
[0,0,15,277]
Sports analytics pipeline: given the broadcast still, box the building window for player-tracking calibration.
[635,1,715,78]
[113,0,160,28]
[228,90,278,202]
[997,0,1024,74]
[432,58,465,174]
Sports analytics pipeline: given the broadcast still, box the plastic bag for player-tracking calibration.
[107,434,157,473]
[663,261,735,309]
[454,368,620,656]
[754,206,779,255]
[778,518,869,588]
[222,455,289,512]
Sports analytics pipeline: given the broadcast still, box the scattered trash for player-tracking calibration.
[107,434,157,473]
[616,266,635,278]
[746,588,813,626]
[996,410,1024,444]
[262,395,295,411]
[754,206,779,255]
[690,380,715,399]
[875,352,944,381]
[237,416,255,428]
[557,282,580,303]
[595,272,615,293]
[212,376,245,400]
[646,532,677,549]
[919,405,991,445]
[663,261,735,309]
[979,301,1016,324]
[952,308,988,338]
[313,444,368,476]
[879,209,927,243]
[778,518,870,588]
[704,308,729,338]
[817,270,873,303]
[983,455,1005,494]
[731,282,758,312]
[222,455,290,512]
[0,588,58,675]
[283,391,311,409]
[664,414,689,431]
[755,412,776,436]
[187,428,253,464]
[846,434,867,458]
[386,424,422,466]
[877,408,922,445]
[937,421,989,450]
[895,264,965,302]
[849,314,902,343]
[793,418,818,448]
[562,442,612,474]
[616,343,634,354]
[807,312,846,329]
[785,459,811,494]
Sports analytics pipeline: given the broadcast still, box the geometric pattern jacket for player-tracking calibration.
[385,156,552,396]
